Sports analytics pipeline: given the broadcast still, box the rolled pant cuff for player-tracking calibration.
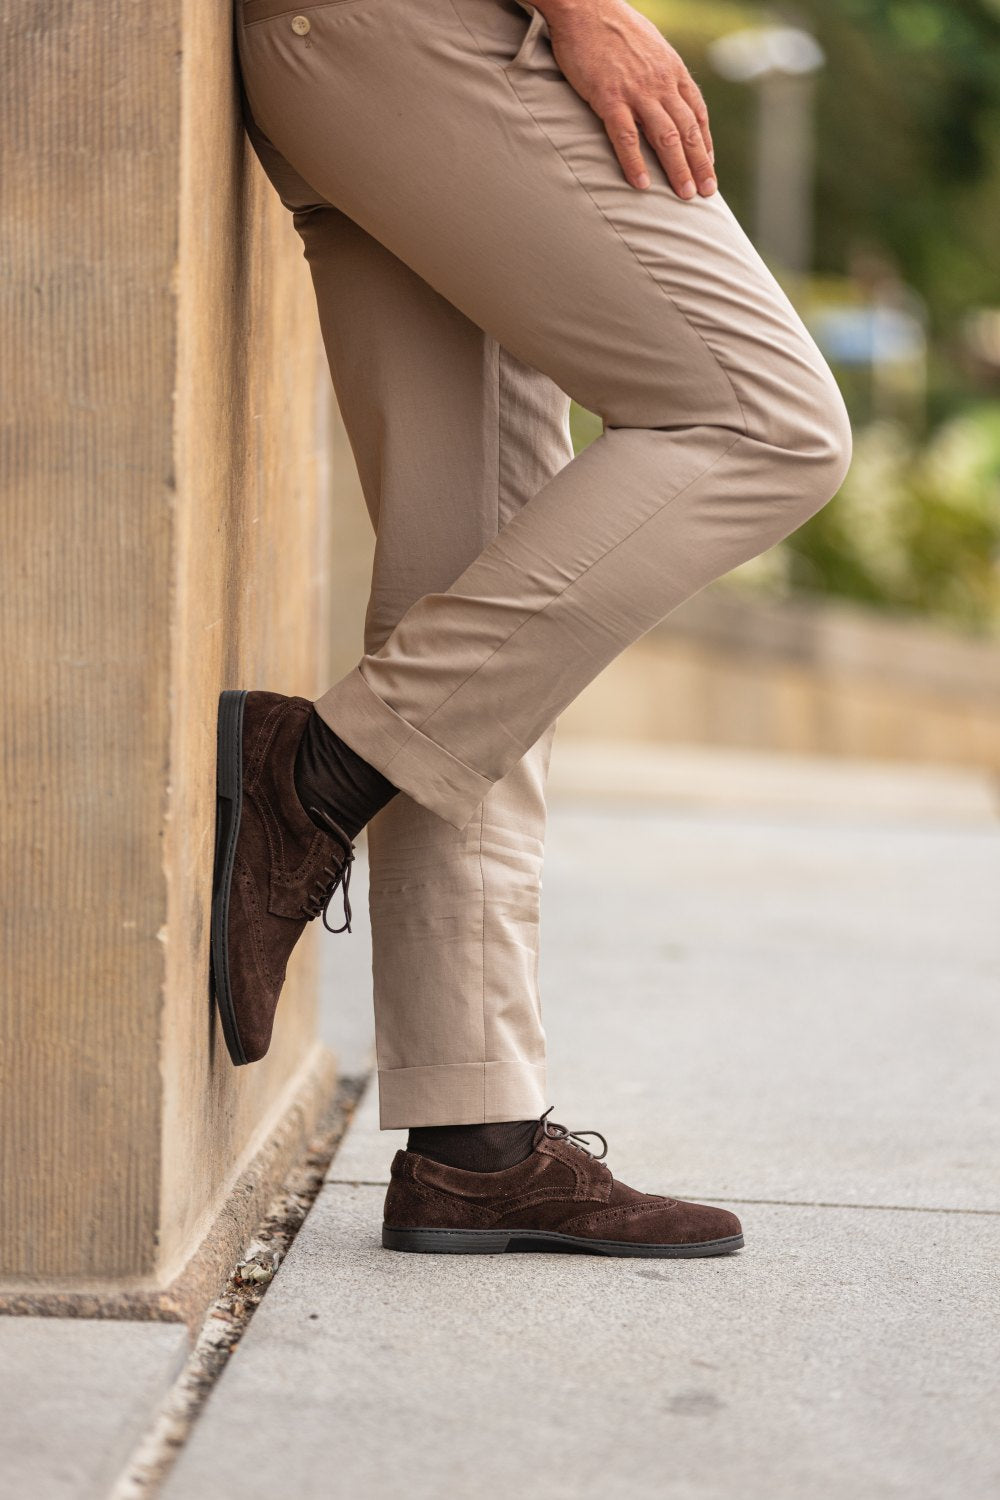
[377,1060,548,1129]
[313,665,491,833]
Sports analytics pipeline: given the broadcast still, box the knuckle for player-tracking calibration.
[656,128,681,149]
[683,122,703,147]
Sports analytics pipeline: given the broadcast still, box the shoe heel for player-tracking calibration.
[211,689,249,1066]
[382,1226,511,1255]
[216,690,247,800]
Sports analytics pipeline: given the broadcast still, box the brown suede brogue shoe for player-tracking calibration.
[211,689,355,1066]
[382,1109,744,1257]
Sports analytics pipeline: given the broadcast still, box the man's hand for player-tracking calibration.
[532,0,716,199]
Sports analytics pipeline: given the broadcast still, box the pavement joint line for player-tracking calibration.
[710,1197,1000,1217]
[110,1077,367,1500]
[330,1180,1000,1217]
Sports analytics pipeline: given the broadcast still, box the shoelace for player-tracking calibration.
[301,806,356,934]
[539,1105,608,1161]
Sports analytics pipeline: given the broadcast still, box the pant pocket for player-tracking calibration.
[503,2,548,72]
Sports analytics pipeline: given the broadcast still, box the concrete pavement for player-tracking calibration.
[0,1320,187,1500]
[162,747,1000,1500]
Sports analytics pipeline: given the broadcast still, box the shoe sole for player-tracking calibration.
[210,689,249,1066]
[382,1225,744,1257]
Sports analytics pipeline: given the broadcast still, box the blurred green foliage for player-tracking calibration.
[569,0,1000,634]
[641,0,1000,338]
[735,404,1000,629]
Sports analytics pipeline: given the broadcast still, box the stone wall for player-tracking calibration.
[558,588,1000,774]
[0,0,336,1309]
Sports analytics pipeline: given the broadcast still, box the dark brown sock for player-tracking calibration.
[406,1119,539,1173]
[294,705,399,840]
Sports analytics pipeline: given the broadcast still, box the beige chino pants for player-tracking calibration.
[234,0,853,1128]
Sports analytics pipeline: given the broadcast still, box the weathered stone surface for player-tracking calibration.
[0,0,333,1293]
[558,587,1000,773]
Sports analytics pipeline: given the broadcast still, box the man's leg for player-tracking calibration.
[234,0,852,836]
[293,201,573,1126]
[212,93,571,1107]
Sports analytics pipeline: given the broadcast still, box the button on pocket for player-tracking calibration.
[290,14,311,32]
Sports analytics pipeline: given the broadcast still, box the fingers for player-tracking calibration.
[640,95,716,199]
[637,100,694,198]
[602,101,652,191]
[678,73,714,165]
[556,3,717,198]
[602,91,716,199]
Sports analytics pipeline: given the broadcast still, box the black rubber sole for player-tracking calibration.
[210,689,249,1066]
[382,1225,744,1257]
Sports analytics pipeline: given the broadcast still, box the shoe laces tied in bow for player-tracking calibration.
[539,1105,608,1161]
[302,806,356,934]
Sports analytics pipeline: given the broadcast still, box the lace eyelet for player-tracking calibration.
[299,805,357,934]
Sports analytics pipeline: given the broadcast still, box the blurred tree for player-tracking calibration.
[789,0,1000,344]
[639,0,1000,343]
[564,2,1000,627]
[592,0,1000,631]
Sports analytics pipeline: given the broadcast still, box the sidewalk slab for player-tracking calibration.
[163,1183,999,1500]
[325,802,1000,1212]
[537,803,1000,1212]
[325,1071,402,1186]
[166,794,1000,1499]
[0,1318,187,1499]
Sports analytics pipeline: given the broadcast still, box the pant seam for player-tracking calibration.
[501,70,751,439]
[477,339,503,1122]
[476,341,504,1122]
[446,0,749,438]
[372,688,487,782]
[478,801,489,1122]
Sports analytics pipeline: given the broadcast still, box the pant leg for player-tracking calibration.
[304,206,575,1126]
[237,100,572,1124]
[235,0,852,839]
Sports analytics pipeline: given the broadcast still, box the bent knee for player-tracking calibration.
[787,370,853,517]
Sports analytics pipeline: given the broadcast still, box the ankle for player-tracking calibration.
[406,1119,539,1173]
[294,705,398,840]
